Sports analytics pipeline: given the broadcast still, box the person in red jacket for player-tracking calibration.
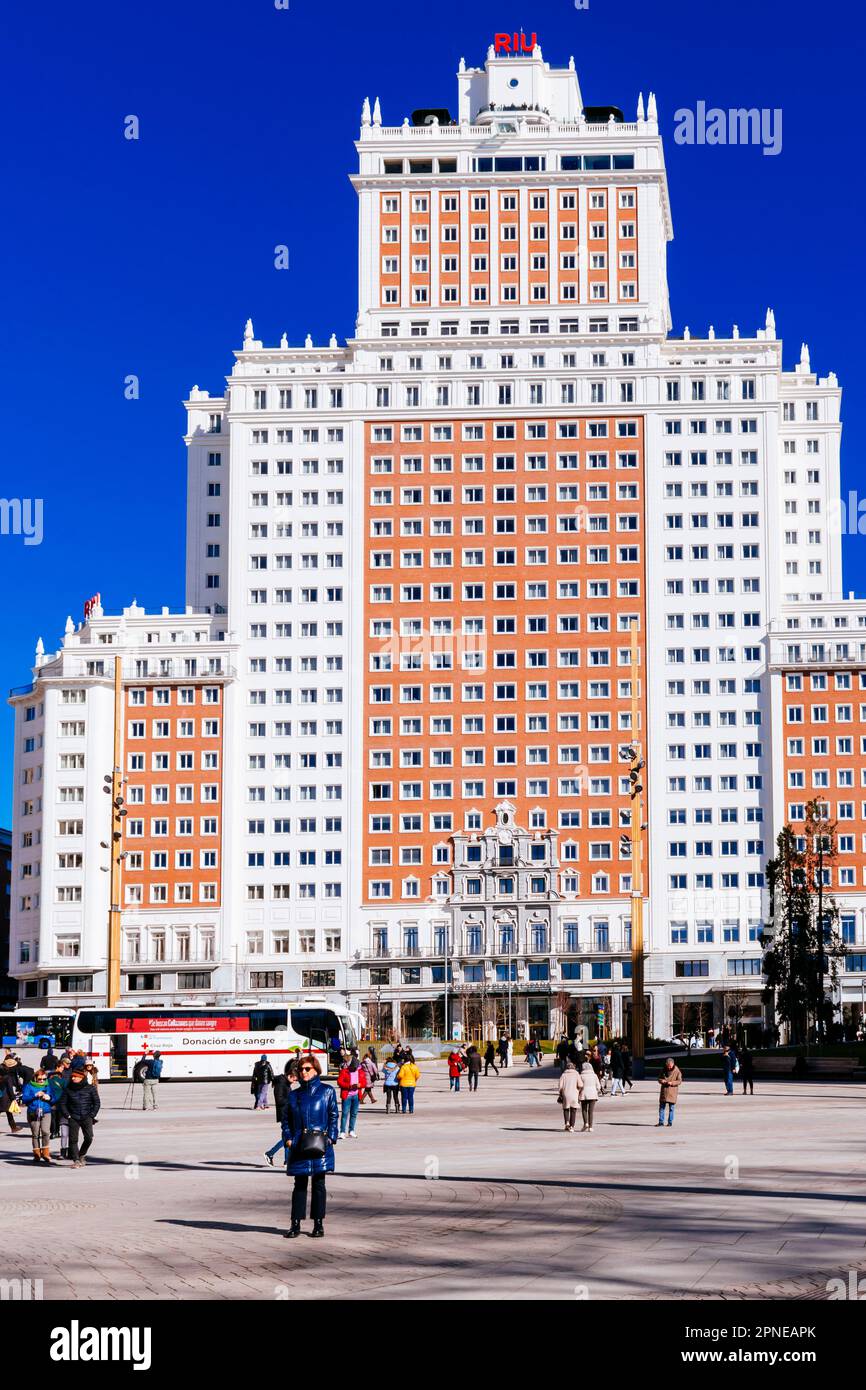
[337,1054,363,1138]
[447,1049,465,1093]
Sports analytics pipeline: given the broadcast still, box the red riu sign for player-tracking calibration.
[494,32,537,53]
[83,592,101,620]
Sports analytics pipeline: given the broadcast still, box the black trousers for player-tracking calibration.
[468,1072,478,1091]
[484,1060,499,1075]
[68,1117,94,1160]
[291,1172,326,1222]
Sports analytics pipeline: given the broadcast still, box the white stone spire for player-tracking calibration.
[361,96,371,127]
[799,342,810,371]
[458,56,465,74]
[732,324,740,339]
[243,317,254,345]
[766,307,776,335]
[372,97,382,126]
[708,325,715,340]
[329,332,338,348]
[647,91,657,122]
[280,332,288,349]
[637,92,645,121]
[305,333,313,349]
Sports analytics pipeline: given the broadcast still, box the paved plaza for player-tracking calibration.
[2,1063,865,1300]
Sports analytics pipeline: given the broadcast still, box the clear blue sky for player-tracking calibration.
[0,0,861,826]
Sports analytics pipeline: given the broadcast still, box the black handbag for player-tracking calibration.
[292,1127,328,1161]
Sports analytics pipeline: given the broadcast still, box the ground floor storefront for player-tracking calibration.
[355,988,655,1044]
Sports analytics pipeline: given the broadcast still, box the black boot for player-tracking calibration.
[311,1219,324,1238]
[284,1220,302,1239]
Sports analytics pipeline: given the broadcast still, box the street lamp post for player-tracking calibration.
[101,655,126,1009]
[620,620,646,1079]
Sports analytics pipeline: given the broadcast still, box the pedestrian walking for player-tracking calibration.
[557,1060,581,1132]
[60,1067,101,1166]
[382,1056,401,1112]
[483,1041,499,1076]
[282,1054,339,1240]
[142,1051,163,1110]
[578,1061,599,1132]
[621,1044,634,1092]
[555,1035,570,1072]
[48,1058,70,1143]
[722,1045,737,1096]
[392,1041,407,1068]
[264,1058,298,1166]
[739,1046,754,1096]
[397,1054,420,1113]
[447,1048,465,1092]
[22,1070,54,1164]
[466,1045,482,1092]
[498,1035,509,1069]
[657,1057,682,1127]
[251,1055,274,1110]
[525,1038,540,1068]
[359,1050,379,1104]
[610,1042,625,1097]
[40,1047,58,1074]
[337,1056,364,1137]
[0,1059,21,1134]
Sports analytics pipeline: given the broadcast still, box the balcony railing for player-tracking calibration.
[122,954,217,967]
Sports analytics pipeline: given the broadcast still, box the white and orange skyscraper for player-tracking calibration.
[10,41,864,1042]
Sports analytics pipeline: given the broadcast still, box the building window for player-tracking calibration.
[250,971,284,989]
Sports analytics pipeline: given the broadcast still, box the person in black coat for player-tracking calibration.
[251,1055,274,1110]
[620,1045,634,1091]
[264,1059,298,1166]
[282,1054,339,1239]
[483,1041,499,1076]
[0,1063,21,1133]
[58,1070,101,1167]
[40,1049,58,1073]
[739,1047,755,1096]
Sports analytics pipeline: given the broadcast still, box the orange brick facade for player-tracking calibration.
[378,186,639,310]
[120,683,224,910]
[781,667,866,891]
[363,414,647,903]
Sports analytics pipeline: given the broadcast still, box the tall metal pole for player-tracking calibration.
[443,923,449,1044]
[107,654,123,1007]
[629,620,646,1079]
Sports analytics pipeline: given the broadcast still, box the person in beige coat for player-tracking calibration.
[578,1060,600,1132]
[658,1058,683,1126]
[557,1060,581,1131]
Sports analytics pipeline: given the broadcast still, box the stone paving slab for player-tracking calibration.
[1,1066,865,1299]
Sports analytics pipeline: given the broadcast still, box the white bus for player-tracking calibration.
[71,1000,360,1081]
[0,1009,75,1066]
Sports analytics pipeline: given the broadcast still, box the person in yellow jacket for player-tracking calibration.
[397,1055,420,1114]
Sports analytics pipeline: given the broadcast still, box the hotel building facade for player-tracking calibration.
[9,42,866,1040]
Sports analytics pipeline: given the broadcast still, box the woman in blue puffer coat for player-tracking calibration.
[282,1053,339,1239]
